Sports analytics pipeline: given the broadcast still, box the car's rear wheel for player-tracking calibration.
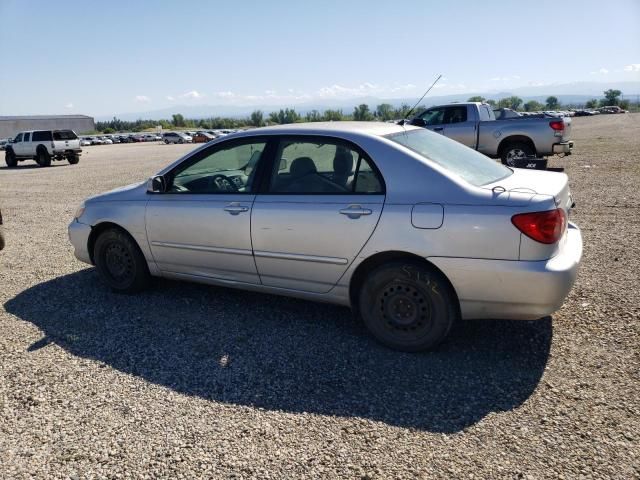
[5,150,17,168]
[94,228,151,293]
[501,142,535,166]
[358,261,458,352]
[36,147,51,167]
[67,154,80,165]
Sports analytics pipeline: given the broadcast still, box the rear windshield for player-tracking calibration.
[387,128,512,186]
[53,130,78,140]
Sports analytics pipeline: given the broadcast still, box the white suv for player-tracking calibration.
[5,130,82,167]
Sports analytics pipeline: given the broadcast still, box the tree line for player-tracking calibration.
[95,89,635,133]
[468,89,632,112]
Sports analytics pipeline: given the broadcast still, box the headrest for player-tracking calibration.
[333,148,353,175]
[290,157,317,177]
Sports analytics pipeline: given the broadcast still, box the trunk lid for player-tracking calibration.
[485,168,573,213]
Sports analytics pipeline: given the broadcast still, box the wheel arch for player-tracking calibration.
[348,250,460,315]
[497,135,536,157]
[88,221,143,264]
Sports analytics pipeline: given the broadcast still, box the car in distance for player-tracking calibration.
[69,122,582,351]
[5,130,81,167]
[162,132,193,144]
[193,132,216,143]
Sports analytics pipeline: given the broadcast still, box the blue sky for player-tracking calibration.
[1,0,639,116]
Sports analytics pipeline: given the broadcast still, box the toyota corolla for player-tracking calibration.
[69,122,582,351]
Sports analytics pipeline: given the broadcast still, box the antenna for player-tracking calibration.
[400,74,443,124]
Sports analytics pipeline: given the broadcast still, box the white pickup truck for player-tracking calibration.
[5,129,82,167]
[409,102,573,166]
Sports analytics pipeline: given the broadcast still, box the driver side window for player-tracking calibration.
[169,141,266,194]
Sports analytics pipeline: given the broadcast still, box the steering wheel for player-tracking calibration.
[208,173,238,192]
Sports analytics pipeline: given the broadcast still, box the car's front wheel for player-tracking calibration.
[358,261,458,352]
[94,228,151,293]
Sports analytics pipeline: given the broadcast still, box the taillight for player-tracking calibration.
[549,120,564,131]
[511,208,567,244]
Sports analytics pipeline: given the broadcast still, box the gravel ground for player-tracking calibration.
[0,116,638,479]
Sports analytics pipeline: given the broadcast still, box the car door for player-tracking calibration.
[145,137,271,284]
[21,132,32,156]
[440,106,477,148]
[11,133,24,155]
[251,136,385,293]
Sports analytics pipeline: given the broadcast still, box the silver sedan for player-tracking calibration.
[69,122,582,351]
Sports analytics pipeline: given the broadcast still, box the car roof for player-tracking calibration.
[235,121,414,138]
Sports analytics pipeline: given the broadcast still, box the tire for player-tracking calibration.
[36,147,51,167]
[358,261,458,352]
[500,142,535,167]
[178,138,184,144]
[5,150,17,168]
[94,228,151,293]
[164,139,169,144]
[67,154,79,165]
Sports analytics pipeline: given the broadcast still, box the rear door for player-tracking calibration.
[440,106,477,148]
[53,130,79,150]
[251,136,385,293]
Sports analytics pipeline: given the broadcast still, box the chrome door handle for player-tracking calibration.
[224,204,249,215]
[339,205,372,219]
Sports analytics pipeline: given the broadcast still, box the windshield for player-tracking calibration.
[387,129,512,186]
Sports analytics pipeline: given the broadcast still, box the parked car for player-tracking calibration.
[192,132,216,143]
[118,135,131,143]
[409,102,574,166]
[90,137,104,145]
[80,138,92,146]
[100,137,113,145]
[0,138,10,151]
[0,207,4,251]
[5,130,81,167]
[162,132,193,144]
[69,122,582,352]
[129,134,145,143]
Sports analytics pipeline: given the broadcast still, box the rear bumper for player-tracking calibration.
[68,220,92,265]
[552,141,573,155]
[428,222,582,320]
[53,148,82,155]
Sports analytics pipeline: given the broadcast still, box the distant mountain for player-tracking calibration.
[96,81,640,121]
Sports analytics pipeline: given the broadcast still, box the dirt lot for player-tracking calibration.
[0,116,638,479]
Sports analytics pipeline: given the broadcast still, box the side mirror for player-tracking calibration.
[279,158,288,171]
[410,118,426,127]
[147,175,166,193]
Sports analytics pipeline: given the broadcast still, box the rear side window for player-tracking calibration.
[14,133,23,142]
[23,132,31,142]
[53,130,77,140]
[478,105,493,121]
[443,106,467,124]
[268,138,384,194]
[33,131,53,141]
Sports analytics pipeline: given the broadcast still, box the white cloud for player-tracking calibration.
[623,63,640,72]
[166,95,175,101]
[264,89,276,95]
[134,95,150,103]
[64,103,73,109]
[590,68,609,75]
[316,82,383,98]
[214,91,235,98]
[179,90,204,99]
